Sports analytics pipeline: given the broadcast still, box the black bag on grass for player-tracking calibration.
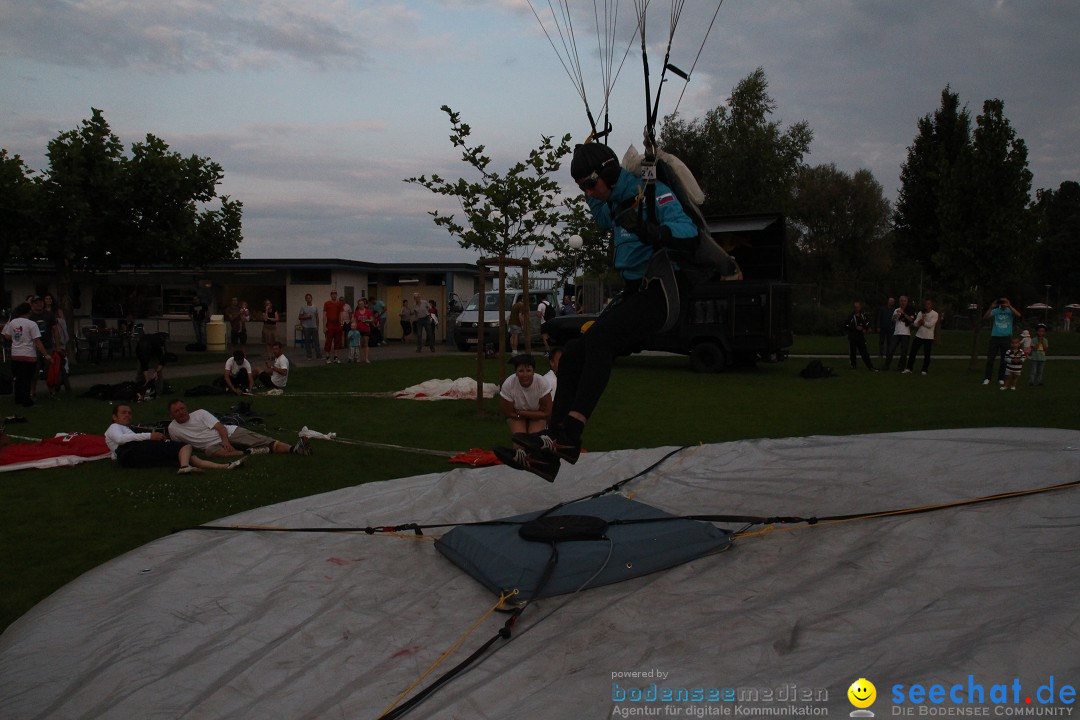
[799,359,834,379]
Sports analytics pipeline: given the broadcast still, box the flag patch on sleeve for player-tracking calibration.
[657,192,675,206]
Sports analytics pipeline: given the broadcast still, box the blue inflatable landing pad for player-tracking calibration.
[435,494,732,600]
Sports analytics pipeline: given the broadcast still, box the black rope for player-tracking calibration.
[377,542,561,720]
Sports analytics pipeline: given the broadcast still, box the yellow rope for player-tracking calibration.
[377,590,519,719]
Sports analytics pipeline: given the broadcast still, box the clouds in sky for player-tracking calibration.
[1,1,1078,262]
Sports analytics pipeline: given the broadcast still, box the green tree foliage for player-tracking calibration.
[789,164,893,296]
[533,200,611,290]
[1031,181,1080,298]
[658,68,813,215]
[406,105,573,260]
[895,90,1032,294]
[0,150,40,305]
[894,88,972,281]
[2,108,242,322]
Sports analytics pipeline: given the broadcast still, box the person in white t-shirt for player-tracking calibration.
[904,298,940,375]
[167,400,311,457]
[499,354,552,436]
[224,350,253,395]
[1,301,52,407]
[884,295,915,371]
[257,342,289,389]
[542,347,562,403]
[106,404,241,473]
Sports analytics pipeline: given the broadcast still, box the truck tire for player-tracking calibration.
[690,341,725,373]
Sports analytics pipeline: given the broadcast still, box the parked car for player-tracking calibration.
[543,213,793,372]
[454,288,558,352]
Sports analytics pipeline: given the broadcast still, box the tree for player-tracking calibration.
[894,87,972,281]
[789,164,893,299]
[895,90,1032,293]
[950,98,1034,289]
[1031,181,1080,299]
[406,105,573,260]
[658,68,813,215]
[533,200,611,293]
[3,108,243,329]
[0,150,41,308]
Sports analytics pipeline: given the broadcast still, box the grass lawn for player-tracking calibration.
[3,333,1079,632]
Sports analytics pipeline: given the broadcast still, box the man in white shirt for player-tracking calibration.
[904,299,940,375]
[106,404,242,473]
[1,301,51,407]
[167,400,311,457]
[257,342,289,389]
[224,350,253,395]
[884,295,915,371]
[499,354,552,436]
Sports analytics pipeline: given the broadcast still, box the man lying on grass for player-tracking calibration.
[106,404,244,474]
[166,399,312,458]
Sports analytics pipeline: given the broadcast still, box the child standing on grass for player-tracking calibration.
[346,327,361,363]
[1002,336,1025,391]
[1028,323,1049,386]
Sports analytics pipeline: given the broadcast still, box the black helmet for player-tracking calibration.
[570,143,620,187]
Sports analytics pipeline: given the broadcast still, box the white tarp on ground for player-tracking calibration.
[1,428,1079,719]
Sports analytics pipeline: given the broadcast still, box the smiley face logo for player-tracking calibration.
[847,678,877,709]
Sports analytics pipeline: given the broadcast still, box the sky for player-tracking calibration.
[2,0,1078,264]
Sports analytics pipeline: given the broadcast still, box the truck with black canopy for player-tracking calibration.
[544,212,793,372]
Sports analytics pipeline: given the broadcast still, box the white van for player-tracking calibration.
[453,289,557,351]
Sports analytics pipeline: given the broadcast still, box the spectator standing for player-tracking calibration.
[905,299,939,375]
[261,299,280,354]
[1028,323,1049,386]
[323,290,345,364]
[509,296,527,353]
[239,301,251,348]
[190,294,208,347]
[561,293,577,316]
[1,302,51,407]
[224,297,245,349]
[346,326,361,362]
[298,294,322,359]
[353,298,374,363]
[41,292,71,395]
[340,297,352,335]
[876,297,895,358]
[884,295,914,371]
[536,295,555,354]
[428,300,439,347]
[370,296,386,346]
[844,301,877,371]
[42,292,69,353]
[982,297,1021,385]
[27,295,59,400]
[399,300,413,343]
[412,292,435,353]
[1001,337,1025,391]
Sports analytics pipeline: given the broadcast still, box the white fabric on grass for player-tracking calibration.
[1,428,1078,718]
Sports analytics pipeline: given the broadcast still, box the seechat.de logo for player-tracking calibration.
[848,678,877,717]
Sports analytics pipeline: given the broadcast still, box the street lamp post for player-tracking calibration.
[1045,284,1051,322]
